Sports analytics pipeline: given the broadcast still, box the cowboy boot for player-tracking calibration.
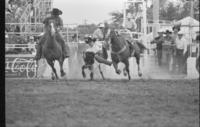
[60,41,70,58]
[56,32,70,58]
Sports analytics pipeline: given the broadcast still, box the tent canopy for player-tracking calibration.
[176,16,199,27]
[175,16,199,39]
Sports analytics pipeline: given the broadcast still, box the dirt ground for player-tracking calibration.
[6,79,199,127]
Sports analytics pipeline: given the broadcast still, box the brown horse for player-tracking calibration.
[42,19,66,80]
[109,30,144,80]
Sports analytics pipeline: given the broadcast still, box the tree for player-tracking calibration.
[109,11,123,24]
[159,2,180,21]
[77,24,97,40]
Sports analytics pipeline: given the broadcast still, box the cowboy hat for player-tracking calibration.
[157,29,164,33]
[98,23,105,28]
[84,35,96,43]
[172,22,181,31]
[177,31,184,35]
[51,8,62,15]
[165,30,172,34]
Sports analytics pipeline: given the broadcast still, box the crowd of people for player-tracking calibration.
[6,0,34,23]
[5,34,39,55]
[151,24,200,75]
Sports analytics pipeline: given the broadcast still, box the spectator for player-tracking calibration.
[175,31,188,74]
[135,4,143,32]
[151,30,165,66]
[171,23,181,44]
[93,23,104,41]
[27,36,36,55]
[124,13,137,32]
[92,23,109,59]
[162,30,174,70]
[164,30,173,45]
[14,25,20,36]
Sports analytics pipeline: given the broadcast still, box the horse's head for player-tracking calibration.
[46,19,56,37]
[109,29,120,44]
[109,29,120,37]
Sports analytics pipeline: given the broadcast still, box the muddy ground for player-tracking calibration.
[6,79,199,127]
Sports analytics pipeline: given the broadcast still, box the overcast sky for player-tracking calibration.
[52,0,126,25]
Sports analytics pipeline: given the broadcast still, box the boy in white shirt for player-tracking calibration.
[175,31,188,74]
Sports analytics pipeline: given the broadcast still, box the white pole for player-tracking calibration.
[153,0,159,38]
[123,2,127,27]
[189,0,194,57]
[142,1,147,44]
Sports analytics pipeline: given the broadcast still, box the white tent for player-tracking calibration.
[176,16,199,40]
[176,16,199,27]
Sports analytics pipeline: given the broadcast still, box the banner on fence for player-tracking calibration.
[5,55,37,78]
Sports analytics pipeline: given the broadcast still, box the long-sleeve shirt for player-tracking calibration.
[93,28,104,40]
[86,43,102,54]
[124,19,137,31]
[175,37,188,54]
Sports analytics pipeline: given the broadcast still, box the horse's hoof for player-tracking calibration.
[90,73,93,80]
[116,70,121,75]
[61,72,66,77]
[51,76,55,80]
[82,72,86,78]
[123,72,127,76]
[138,73,142,77]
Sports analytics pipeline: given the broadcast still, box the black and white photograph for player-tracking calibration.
[5,0,199,126]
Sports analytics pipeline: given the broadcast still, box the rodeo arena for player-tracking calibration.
[5,0,199,126]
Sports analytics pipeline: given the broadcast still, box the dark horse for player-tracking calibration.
[109,30,145,80]
[82,38,108,80]
[42,19,66,80]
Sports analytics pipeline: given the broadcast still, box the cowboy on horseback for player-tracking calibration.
[34,8,70,61]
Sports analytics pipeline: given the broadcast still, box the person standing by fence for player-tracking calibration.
[162,30,174,71]
[175,31,188,74]
[151,30,165,66]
